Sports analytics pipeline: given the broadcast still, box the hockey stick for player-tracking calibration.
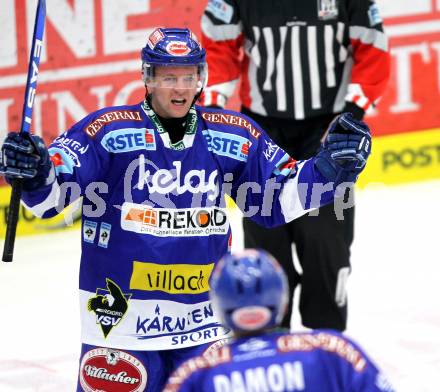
[3,0,46,262]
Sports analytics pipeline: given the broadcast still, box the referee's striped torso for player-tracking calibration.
[202,0,389,120]
[242,20,350,119]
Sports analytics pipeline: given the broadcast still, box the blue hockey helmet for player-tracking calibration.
[210,249,289,333]
[141,27,207,91]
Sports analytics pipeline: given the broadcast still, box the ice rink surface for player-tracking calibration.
[0,180,439,391]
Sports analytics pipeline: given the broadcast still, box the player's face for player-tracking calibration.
[148,66,199,119]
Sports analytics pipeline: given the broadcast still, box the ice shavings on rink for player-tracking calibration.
[0,180,439,391]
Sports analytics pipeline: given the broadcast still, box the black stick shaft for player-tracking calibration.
[2,179,23,262]
[2,0,46,262]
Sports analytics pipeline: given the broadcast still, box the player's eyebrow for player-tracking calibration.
[161,73,196,76]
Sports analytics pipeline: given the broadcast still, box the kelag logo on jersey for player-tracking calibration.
[203,129,250,162]
[88,279,132,338]
[101,128,156,153]
[121,203,228,237]
[137,157,219,201]
[130,261,215,294]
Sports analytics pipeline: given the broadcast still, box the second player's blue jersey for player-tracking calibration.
[21,101,334,351]
[164,330,395,392]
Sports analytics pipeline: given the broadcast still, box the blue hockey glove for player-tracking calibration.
[0,132,54,191]
[315,112,371,186]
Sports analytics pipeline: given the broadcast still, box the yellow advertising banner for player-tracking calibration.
[0,186,81,237]
[357,127,440,187]
[130,261,215,294]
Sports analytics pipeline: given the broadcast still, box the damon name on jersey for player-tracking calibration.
[164,330,395,392]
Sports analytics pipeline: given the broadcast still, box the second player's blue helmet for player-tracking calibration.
[210,249,289,333]
[141,27,207,92]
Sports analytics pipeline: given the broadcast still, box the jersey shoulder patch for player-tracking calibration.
[83,104,144,138]
[200,108,262,140]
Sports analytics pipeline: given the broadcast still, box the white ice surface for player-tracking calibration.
[0,180,439,391]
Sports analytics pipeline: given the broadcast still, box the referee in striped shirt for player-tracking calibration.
[200,0,390,331]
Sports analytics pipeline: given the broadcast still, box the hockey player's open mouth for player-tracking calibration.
[171,98,186,106]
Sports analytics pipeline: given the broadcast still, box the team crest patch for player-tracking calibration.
[231,306,272,330]
[201,112,261,139]
[98,222,111,248]
[206,0,234,24]
[317,0,338,20]
[49,146,80,175]
[88,279,132,338]
[80,347,147,392]
[273,154,297,177]
[83,220,98,244]
[148,28,165,49]
[166,41,191,56]
[368,3,382,26]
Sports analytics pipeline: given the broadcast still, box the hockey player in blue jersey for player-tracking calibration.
[164,249,395,392]
[1,28,371,391]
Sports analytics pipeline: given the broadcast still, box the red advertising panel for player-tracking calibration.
[367,1,440,135]
[1,1,438,140]
[0,0,206,143]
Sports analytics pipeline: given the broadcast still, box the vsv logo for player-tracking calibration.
[203,129,250,162]
[88,279,132,338]
[101,128,156,153]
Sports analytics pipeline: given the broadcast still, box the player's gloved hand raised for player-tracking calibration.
[0,132,54,191]
[314,112,371,186]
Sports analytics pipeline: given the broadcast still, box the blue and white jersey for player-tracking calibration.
[21,101,334,351]
[164,330,395,392]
